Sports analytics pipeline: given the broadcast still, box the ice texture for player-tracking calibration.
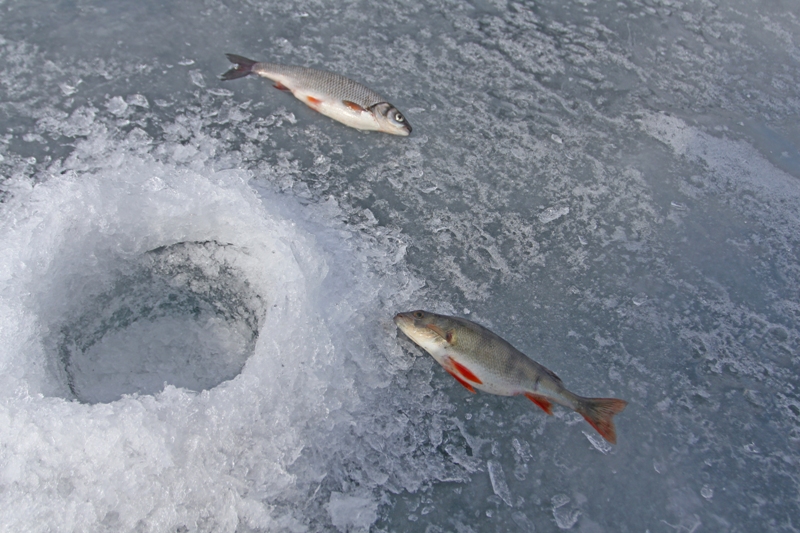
[2,0,800,531]
[487,459,513,507]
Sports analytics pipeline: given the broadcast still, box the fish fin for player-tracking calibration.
[576,397,628,444]
[451,360,482,384]
[446,369,476,393]
[273,82,290,91]
[425,324,448,341]
[220,54,258,81]
[306,95,323,106]
[343,100,366,112]
[524,393,554,415]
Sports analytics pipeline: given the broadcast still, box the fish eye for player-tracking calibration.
[394,113,404,123]
[413,311,424,319]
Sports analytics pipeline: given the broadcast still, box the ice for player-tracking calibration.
[326,492,379,532]
[106,96,128,116]
[538,206,570,224]
[2,0,800,531]
[127,94,149,108]
[487,460,513,507]
[552,495,580,530]
[582,431,612,455]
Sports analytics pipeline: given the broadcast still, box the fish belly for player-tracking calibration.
[293,89,380,131]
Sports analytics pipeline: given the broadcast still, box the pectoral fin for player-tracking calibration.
[343,100,366,112]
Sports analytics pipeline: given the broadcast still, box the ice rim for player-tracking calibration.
[0,129,454,531]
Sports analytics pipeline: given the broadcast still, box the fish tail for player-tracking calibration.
[220,54,259,81]
[575,397,628,444]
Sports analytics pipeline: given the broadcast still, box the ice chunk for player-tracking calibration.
[487,460,513,506]
[538,206,570,224]
[106,96,128,116]
[582,431,612,454]
[552,494,580,529]
[127,94,149,108]
[326,492,379,532]
[189,70,206,87]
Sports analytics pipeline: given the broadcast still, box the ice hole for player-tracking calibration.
[55,241,267,404]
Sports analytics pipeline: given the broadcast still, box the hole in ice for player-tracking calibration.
[55,241,266,404]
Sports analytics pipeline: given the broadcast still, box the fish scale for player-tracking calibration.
[252,63,386,109]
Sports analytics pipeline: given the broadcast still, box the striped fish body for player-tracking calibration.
[221,54,411,135]
[394,310,628,444]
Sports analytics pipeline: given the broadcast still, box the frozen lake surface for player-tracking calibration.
[1,0,799,531]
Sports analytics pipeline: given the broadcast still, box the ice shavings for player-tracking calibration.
[0,116,472,531]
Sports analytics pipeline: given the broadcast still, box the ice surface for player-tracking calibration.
[326,492,379,532]
[2,0,800,531]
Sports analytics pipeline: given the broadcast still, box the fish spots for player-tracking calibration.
[524,393,554,415]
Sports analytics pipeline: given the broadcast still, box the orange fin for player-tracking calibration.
[576,397,628,444]
[306,95,323,106]
[273,81,290,91]
[343,100,366,112]
[452,360,482,384]
[524,393,554,415]
[446,369,476,393]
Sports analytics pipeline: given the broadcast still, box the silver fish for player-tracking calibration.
[220,54,411,136]
[394,310,628,444]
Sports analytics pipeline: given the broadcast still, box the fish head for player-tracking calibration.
[394,310,455,352]
[372,103,412,136]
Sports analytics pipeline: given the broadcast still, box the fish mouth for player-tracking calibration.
[393,312,418,334]
[386,124,411,136]
[393,312,411,326]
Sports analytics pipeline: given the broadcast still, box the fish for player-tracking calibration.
[394,310,628,444]
[220,54,412,136]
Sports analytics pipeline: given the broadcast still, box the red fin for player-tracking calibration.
[343,100,366,112]
[576,397,628,444]
[273,82,290,91]
[306,95,323,105]
[446,369,476,393]
[452,360,482,384]
[524,393,554,415]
